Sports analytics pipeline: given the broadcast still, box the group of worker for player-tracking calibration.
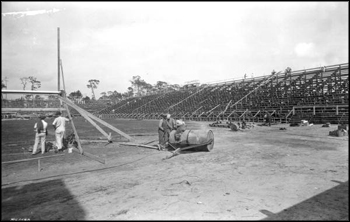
[158,113,186,150]
[32,111,70,155]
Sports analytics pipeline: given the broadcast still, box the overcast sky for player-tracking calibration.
[2,2,348,98]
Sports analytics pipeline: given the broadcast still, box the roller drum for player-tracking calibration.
[169,129,214,151]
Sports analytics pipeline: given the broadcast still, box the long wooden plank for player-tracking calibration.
[72,147,105,164]
[60,97,134,142]
[85,114,134,142]
[119,143,158,150]
[2,154,65,164]
[80,139,109,143]
[76,108,110,139]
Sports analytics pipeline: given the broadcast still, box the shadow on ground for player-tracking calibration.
[260,180,349,220]
[1,179,85,220]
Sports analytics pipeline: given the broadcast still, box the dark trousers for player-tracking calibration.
[158,129,165,146]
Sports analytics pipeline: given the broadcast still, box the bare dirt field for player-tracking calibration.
[1,118,348,220]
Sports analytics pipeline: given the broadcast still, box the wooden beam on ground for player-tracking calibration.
[2,154,65,164]
[80,139,109,143]
[59,97,134,142]
[72,147,105,164]
[119,142,159,150]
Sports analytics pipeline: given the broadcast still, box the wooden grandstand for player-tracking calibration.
[97,63,348,124]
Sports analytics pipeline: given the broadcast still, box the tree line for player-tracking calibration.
[2,75,186,104]
[70,75,183,104]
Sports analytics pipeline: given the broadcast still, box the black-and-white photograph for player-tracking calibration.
[1,1,348,220]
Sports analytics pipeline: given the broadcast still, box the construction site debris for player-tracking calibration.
[229,121,255,131]
[209,120,231,128]
[290,120,313,127]
[329,129,348,137]
[322,122,331,127]
[338,124,349,131]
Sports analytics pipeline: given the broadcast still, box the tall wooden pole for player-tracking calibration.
[58,27,60,91]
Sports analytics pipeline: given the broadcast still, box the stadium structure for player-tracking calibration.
[2,63,348,125]
[96,63,348,125]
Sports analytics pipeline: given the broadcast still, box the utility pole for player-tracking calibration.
[58,27,60,91]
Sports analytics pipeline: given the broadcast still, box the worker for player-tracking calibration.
[174,119,186,141]
[52,111,70,153]
[32,114,48,155]
[164,113,176,147]
[264,111,272,126]
[158,114,167,150]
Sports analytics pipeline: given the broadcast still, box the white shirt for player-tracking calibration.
[53,116,70,132]
[34,120,48,133]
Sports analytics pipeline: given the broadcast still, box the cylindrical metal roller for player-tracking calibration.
[169,129,214,152]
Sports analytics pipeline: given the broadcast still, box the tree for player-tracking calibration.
[1,79,6,100]
[20,77,29,90]
[109,90,122,103]
[127,87,134,97]
[100,92,107,100]
[155,81,168,91]
[28,76,41,91]
[2,79,7,89]
[130,75,152,96]
[82,96,91,103]
[87,79,100,100]
[48,95,56,100]
[285,67,292,76]
[35,95,43,100]
[143,83,153,95]
[121,92,129,99]
[68,90,83,101]
[171,84,180,91]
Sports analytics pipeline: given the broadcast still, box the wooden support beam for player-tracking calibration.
[253,110,260,117]
[59,97,134,142]
[1,90,62,95]
[61,93,84,154]
[2,108,66,112]
[77,108,110,139]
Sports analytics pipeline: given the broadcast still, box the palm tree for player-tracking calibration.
[87,79,100,100]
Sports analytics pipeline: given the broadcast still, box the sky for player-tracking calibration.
[1,2,348,99]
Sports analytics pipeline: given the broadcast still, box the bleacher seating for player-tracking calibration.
[3,63,348,124]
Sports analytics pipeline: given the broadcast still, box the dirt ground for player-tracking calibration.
[1,118,348,220]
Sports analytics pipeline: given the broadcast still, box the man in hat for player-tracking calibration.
[32,114,48,155]
[52,111,70,152]
[158,113,167,150]
[162,113,176,148]
[174,119,186,141]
